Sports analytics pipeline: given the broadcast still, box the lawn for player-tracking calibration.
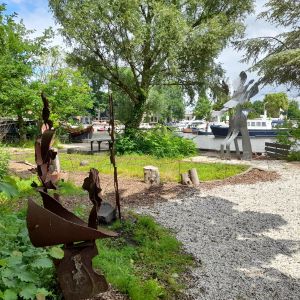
[11,151,249,182]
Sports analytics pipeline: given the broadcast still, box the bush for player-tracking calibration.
[0,210,61,299]
[0,146,9,180]
[116,126,196,158]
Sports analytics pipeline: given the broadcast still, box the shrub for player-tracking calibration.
[116,126,196,158]
[0,146,9,180]
[0,210,61,299]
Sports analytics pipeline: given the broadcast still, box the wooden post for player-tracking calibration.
[143,166,160,185]
[181,173,192,185]
[188,168,199,186]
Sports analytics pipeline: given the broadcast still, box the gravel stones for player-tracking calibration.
[138,161,300,300]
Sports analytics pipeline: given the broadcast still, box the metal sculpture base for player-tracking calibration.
[55,242,108,300]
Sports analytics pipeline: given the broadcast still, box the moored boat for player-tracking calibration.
[210,118,285,137]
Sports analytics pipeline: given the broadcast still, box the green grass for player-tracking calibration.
[0,175,86,208]
[94,214,194,300]
[11,152,249,182]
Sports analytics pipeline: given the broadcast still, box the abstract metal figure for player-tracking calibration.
[219,72,260,160]
[27,93,117,300]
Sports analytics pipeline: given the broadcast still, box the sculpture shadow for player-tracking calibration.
[144,195,300,300]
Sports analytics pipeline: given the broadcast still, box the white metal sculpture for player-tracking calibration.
[218,72,260,160]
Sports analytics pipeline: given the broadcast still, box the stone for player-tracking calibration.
[80,160,89,166]
[143,165,160,185]
[98,202,116,225]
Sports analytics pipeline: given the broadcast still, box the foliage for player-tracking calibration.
[49,0,253,129]
[0,146,9,179]
[194,96,212,120]
[0,4,52,141]
[234,0,300,88]
[146,86,185,122]
[116,126,197,158]
[263,93,289,118]
[287,100,300,120]
[0,210,60,299]
[41,68,93,125]
[94,214,194,300]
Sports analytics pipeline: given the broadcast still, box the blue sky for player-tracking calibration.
[4,0,297,101]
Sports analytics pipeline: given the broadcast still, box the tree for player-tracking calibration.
[287,100,300,120]
[263,92,289,117]
[41,68,93,124]
[194,96,212,120]
[147,86,185,122]
[234,0,300,88]
[49,0,253,131]
[0,5,51,140]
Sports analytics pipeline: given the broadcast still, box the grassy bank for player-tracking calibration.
[11,152,249,182]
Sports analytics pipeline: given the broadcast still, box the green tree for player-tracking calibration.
[0,5,51,141]
[49,0,253,131]
[194,96,212,120]
[41,68,93,124]
[287,100,300,120]
[263,92,289,118]
[147,86,185,122]
[235,0,300,88]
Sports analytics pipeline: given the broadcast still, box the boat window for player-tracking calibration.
[256,122,261,126]
[247,122,250,126]
[262,122,266,126]
[251,122,255,126]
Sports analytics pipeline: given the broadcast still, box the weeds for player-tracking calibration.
[94,214,194,300]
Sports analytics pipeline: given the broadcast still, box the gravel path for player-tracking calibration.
[138,160,300,300]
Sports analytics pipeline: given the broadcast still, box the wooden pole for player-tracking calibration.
[189,168,199,186]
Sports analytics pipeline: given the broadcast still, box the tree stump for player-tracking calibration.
[181,173,192,185]
[189,168,199,186]
[143,166,160,185]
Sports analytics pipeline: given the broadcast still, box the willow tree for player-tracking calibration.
[49,0,253,130]
[235,0,300,88]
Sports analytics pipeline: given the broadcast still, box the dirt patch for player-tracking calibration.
[201,168,280,190]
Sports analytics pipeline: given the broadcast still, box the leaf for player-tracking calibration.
[0,182,19,198]
[1,268,14,279]
[16,270,36,282]
[36,288,51,300]
[19,284,37,300]
[0,258,7,267]
[2,277,17,288]
[3,289,17,300]
[49,247,64,259]
[32,257,53,269]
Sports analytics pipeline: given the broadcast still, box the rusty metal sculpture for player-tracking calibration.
[27,92,117,300]
[108,93,121,219]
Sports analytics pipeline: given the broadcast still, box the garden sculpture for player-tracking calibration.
[219,72,260,160]
[27,93,117,300]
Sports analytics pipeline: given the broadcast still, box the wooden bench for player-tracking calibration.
[82,138,112,152]
[265,142,291,159]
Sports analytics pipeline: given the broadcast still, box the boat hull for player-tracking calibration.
[210,125,280,137]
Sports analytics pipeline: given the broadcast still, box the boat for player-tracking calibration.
[210,118,285,137]
[182,120,207,134]
[64,125,94,142]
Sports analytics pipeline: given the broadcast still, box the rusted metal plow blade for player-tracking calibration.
[27,199,117,247]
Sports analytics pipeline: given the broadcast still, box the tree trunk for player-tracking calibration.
[17,113,26,142]
[124,93,147,134]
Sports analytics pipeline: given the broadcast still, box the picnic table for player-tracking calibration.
[82,138,112,152]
